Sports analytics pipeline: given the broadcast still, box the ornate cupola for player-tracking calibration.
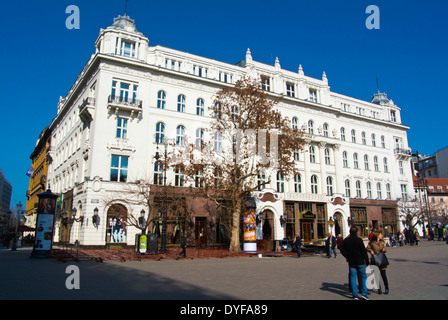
[94,15,149,61]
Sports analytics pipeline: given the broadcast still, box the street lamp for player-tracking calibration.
[11,201,23,251]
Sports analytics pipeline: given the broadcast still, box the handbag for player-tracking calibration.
[372,252,389,268]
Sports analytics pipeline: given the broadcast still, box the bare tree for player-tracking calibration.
[171,77,305,252]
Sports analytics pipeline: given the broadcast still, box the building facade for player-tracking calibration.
[43,15,413,249]
[25,126,52,230]
[0,169,13,238]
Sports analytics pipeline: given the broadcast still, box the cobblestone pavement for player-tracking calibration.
[1,240,447,301]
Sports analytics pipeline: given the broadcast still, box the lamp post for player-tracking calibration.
[11,201,23,251]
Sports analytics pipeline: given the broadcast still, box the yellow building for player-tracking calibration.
[25,126,51,229]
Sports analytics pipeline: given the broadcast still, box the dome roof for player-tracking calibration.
[371,91,390,105]
[108,15,143,35]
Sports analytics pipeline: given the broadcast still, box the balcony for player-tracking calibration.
[79,97,95,124]
[107,95,142,120]
[394,147,412,160]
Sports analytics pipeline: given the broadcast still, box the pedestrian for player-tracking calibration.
[179,235,187,257]
[341,227,370,300]
[367,232,389,295]
[336,234,343,251]
[325,233,337,258]
[293,233,302,258]
[414,230,420,246]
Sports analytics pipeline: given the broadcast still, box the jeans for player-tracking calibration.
[349,264,367,298]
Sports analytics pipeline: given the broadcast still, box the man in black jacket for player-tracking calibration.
[341,227,370,300]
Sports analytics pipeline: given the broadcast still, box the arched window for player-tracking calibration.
[196,98,204,116]
[176,125,185,146]
[292,117,298,130]
[325,148,331,165]
[345,179,351,197]
[177,94,186,112]
[376,182,382,199]
[353,153,359,169]
[366,182,372,199]
[342,151,348,167]
[340,127,346,141]
[355,180,362,198]
[311,175,318,194]
[154,161,164,185]
[351,129,356,143]
[157,90,166,109]
[195,128,204,149]
[364,154,369,170]
[308,120,314,134]
[323,123,329,137]
[371,133,376,147]
[155,122,165,143]
[326,176,334,196]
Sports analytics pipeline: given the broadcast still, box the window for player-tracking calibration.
[390,110,396,122]
[366,182,372,199]
[309,89,317,102]
[371,134,376,147]
[374,156,379,171]
[383,157,389,172]
[118,40,135,58]
[345,179,351,197]
[195,170,204,188]
[340,127,346,141]
[364,154,369,170]
[355,180,362,198]
[196,98,204,116]
[214,103,222,119]
[376,183,382,200]
[286,83,295,97]
[351,129,356,143]
[258,171,266,191]
[195,128,204,149]
[399,161,404,174]
[116,117,128,139]
[294,149,300,161]
[401,184,408,201]
[309,146,316,163]
[343,151,348,167]
[325,148,331,165]
[193,65,208,77]
[353,153,359,169]
[361,132,366,145]
[308,120,314,134]
[326,177,334,196]
[176,125,185,146]
[386,183,391,200]
[111,80,138,102]
[175,168,184,187]
[177,94,186,112]
[261,76,270,91]
[231,105,239,121]
[157,91,166,109]
[219,72,233,83]
[154,161,164,185]
[294,174,302,193]
[323,123,329,137]
[311,175,318,194]
[292,117,298,130]
[155,122,165,144]
[381,135,385,148]
[276,172,285,193]
[110,155,128,182]
[214,131,222,152]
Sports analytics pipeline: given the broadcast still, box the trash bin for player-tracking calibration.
[135,234,147,254]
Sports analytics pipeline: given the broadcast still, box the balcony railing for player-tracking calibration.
[108,95,142,109]
[394,148,411,155]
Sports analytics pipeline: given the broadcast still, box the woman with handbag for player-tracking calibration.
[367,232,389,295]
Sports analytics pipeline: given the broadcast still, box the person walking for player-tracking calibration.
[341,227,370,300]
[367,232,389,295]
[336,234,343,251]
[326,233,337,258]
[179,235,187,257]
[415,230,420,246]
[293,233,302,258]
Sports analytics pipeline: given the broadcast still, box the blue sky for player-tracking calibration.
[1,0,447,209]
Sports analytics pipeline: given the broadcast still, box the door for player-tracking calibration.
[302,222,312,242]
[195,217,206,246]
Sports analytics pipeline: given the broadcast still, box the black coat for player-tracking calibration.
[341,235,370,266]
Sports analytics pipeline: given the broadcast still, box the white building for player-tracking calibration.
[46,15,414,248]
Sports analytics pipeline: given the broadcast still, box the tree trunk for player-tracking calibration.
[229,205,242,252]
